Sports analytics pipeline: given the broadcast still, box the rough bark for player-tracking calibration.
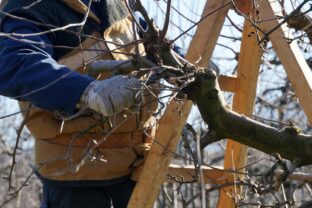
[185,69,312,167]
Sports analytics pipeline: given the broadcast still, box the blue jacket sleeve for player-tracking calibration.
[0,18,94,115]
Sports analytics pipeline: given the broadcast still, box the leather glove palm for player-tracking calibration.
[80,75,142,116]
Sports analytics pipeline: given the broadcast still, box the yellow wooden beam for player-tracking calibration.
[128,99,192,207]
[167,164,233,185]
[165,164,312,184]
[217,19,263,207]
[219,74,237,92]
[219,0,312,206]
[260,0,312,124]
[128,0,231,207]
[187,0,232,66]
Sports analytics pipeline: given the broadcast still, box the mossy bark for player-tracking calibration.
[188,69,312,167]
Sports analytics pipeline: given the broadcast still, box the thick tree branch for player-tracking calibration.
[186,69,312,167]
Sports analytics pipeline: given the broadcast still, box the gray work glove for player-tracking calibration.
[80,75,142,117]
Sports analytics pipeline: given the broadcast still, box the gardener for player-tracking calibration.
[0,0,155,207]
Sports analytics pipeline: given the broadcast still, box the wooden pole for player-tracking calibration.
[167,164,233,184]
[186,0,232,66]
[128,0,231,207]
[217,19,263,207]
[128,99,193,207]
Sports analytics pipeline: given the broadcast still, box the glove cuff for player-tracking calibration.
[76,80,99,109]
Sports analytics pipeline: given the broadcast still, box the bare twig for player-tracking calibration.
[257,0,311,45]
[7,103,32,191]
[0,109,29,120]
[171,1,232,43]
[160,0,172,41]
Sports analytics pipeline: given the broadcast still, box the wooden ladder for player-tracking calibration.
[128,0,312,207]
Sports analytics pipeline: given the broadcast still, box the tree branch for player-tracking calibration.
[185,69,312,167]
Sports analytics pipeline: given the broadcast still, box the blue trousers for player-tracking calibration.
[40,178,136,208]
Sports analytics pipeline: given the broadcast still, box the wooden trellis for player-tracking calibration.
[128,0,312,207]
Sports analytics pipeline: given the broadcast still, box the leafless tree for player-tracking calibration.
[1,0,312,207]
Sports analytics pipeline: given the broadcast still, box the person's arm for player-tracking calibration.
[0,18,142,116]
[0,18,94,115]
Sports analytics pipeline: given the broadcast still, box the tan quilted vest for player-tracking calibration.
[18,7,157,180]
